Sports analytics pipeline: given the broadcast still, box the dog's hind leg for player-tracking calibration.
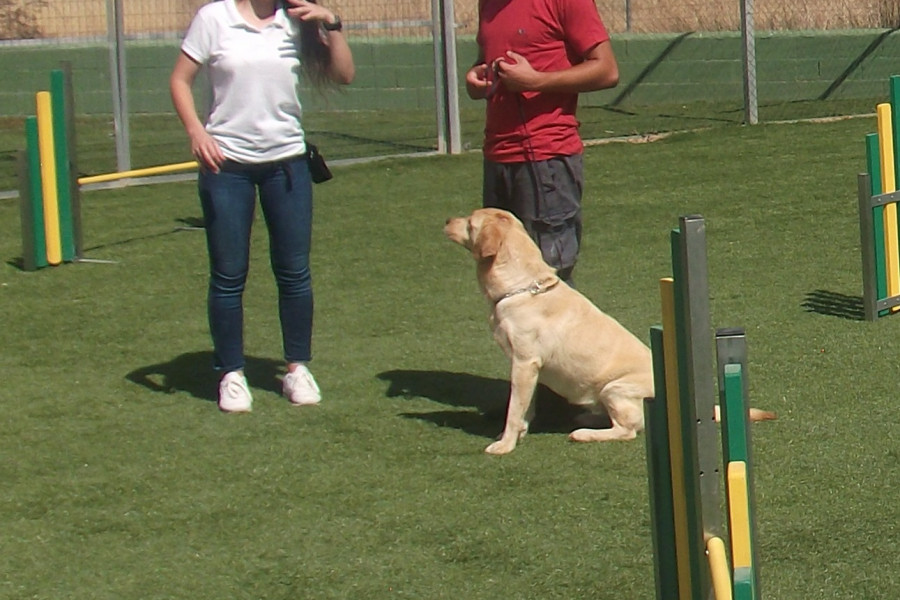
[569,423,638,442]
[485,358,540,455]
[568,383,645,443]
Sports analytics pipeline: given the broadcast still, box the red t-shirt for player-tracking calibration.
[477,0,610,162]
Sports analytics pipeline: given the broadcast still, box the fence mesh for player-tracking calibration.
[1,0,899,187]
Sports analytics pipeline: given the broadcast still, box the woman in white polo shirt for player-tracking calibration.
[170,0,354,413]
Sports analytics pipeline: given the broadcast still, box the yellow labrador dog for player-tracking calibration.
[445,208,774,454]
[444,208,654,455]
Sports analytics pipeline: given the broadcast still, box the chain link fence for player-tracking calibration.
[1,0,899,186]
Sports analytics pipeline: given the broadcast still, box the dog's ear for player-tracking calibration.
[473,218,505,260]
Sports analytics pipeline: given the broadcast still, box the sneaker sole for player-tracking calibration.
[287,398,321,406]
[218,403,252,413]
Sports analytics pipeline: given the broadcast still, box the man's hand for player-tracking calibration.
[494,51,542,93]
[465,63,492,100]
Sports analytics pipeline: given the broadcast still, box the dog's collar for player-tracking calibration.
[493,277,560,306]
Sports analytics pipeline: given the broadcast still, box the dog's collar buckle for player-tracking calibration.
[495,277,560,305]
[527,280,547,295]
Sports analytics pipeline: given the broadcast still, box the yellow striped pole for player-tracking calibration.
[660,277,693,600]
[876,103,900,310]
[36,91,62,266]
[727,461,753,568]
[707,537,733,600]
[78,161,198,185]
[728,461,755,599]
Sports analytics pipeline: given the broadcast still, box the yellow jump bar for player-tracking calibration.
[77,161,199,185]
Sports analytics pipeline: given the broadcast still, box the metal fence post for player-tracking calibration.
[106,0,131,173]
[431,0,461,155]
[740,0,759,125]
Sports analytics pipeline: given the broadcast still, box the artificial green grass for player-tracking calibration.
[2,117,898,598]
[1,94,882,194]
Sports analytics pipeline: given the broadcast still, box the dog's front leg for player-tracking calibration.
[485,358,539,455]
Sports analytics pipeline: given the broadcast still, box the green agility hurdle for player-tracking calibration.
[858,75,900,320]
[17,63,195,271]
[645,215,765,600]
[17,63,83,271]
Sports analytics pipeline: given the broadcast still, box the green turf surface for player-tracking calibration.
[1,95,880,194]
[1,117,898,598]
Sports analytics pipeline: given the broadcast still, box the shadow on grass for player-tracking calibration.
[801,289,865,321]
[126,350,283,402]
[85,217,205,253]
[377,369,609,440]
[5,217,205,272]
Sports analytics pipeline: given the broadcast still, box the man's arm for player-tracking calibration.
[495,40,619,94]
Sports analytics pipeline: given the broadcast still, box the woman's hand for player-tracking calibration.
[284,0,338,27]
[188,126,226,174]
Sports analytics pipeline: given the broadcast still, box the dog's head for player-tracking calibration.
[443,208,518,261]
[445,207,558,305]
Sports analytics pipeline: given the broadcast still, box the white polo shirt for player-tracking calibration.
[181,0,306,163]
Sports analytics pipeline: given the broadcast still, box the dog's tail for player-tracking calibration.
[714,405,777,423]
[748,407,777,422]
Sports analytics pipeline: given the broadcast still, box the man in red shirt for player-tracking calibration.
[466,0,619,285]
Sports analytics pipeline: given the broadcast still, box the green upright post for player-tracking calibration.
[60,61,83,259]
[866,133,888,316]
[50,69,75,262]
[859,173,879,321]
[17,150,37,272]
[646,326,678,600]
[890,76,900,207]
[716,328,761,600]
[734,576,754,600]
[25,116,48,270]
[670,219,714,600]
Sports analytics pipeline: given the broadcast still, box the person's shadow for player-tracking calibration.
[126,351,283,402]
[376,369,610,441]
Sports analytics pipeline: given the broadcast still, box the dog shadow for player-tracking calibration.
[376,369,610,440]
[126,350,283,402]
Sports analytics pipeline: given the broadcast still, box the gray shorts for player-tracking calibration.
[482,154,584,274]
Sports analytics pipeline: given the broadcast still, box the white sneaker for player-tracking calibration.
[218,371,253,413]
[283,364,321,405]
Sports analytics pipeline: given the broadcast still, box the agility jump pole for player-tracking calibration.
[18,63,197,270]
[858,75,900,320]
[645,216,765,600]
[19,63,81,270]
[77,161,198,186]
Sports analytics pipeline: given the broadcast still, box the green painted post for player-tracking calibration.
[60,61,83,259]
[25,116,48,269]
[50,69,75,262]
[17,151,37,272]
[721,364,749,462]
[858,173,879,321]
[733,569,755,600]
[669,224,709,600]
[866,133,888,316]
[716,328,762,599]
[646,326,678,600]
[891,76,900,200]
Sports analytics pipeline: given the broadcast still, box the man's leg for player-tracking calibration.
[482,156,584,285]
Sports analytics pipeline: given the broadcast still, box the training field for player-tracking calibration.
[2,117,899,598]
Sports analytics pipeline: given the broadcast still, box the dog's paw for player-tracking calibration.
[569,426,637,443]
[568,429,595,443]
[484,439,517,455]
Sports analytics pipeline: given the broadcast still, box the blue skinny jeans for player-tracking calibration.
[197,155,314,373]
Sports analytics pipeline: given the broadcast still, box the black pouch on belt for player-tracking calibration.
[306,143,333,184]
